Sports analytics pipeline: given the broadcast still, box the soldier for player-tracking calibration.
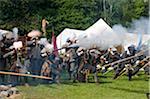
[9,60,19,85]
[41,55,51,84]
[9,47,24,85]
[67,48,79,82]
[30,37,44,82]
[76,48,87,82]
[50,56,62,84]
[126,64,133,81]
[0,41,6,84]
[88,49,100,83]
[132,58,150,76]
[127,45,146,80]
[101,48,121,74]
[19,56,30,85]
[77,48,99,83]
[62,54,70,71]
[113,51,128,79]
[128,45,138,65]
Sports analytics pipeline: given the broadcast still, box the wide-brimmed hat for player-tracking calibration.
[28,30,41,38]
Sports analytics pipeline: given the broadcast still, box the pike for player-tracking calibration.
[0,71,52,80]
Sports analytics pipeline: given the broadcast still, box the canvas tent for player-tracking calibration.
[57,18,150,51]
[56,28,84,49]
[75,19,123,49]
[56,19,123,50]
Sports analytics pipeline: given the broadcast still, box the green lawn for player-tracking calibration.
[18,72,149,99]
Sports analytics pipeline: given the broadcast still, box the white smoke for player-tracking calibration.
[129,17,149,34]
[112,24,127,34]
[57,17,149,51]
[0,33,2,41]
[112,17,149,34]
[149,19,150,34]
[112,16,150,51]
[75,19,123,50]
[12,27,18,41]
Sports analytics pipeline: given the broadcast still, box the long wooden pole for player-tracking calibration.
[0,71,52,80]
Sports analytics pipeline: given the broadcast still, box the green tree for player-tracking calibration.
[0,0,148,37]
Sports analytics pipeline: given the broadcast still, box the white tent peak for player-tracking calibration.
[75,18,123,49]
[57,18,150,51]
[85,18,112,35]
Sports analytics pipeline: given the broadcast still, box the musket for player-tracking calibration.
[3,50,15,58]
[103,48,150,68]
[114,56,150,79]
[52,45,79,52]
[102,48,150,75]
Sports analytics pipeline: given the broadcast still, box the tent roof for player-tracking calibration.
[56,28,84,49]
[57,18,150,50]
[75,18,123,49]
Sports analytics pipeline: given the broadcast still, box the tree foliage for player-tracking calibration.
[0,0,148,38]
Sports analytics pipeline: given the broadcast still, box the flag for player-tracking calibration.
[52,32,58,56]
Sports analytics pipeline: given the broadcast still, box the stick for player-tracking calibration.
[116,69,127,79]
[0,71,52,80]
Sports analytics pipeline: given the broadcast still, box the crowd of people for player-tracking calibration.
[0,29,150,86]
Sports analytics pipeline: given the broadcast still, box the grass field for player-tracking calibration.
[18,71,149,99]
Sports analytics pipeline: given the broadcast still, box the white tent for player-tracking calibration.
[56,19,123,50]
[57,18,150,50]
[75,19,123,49]
[56,28,84,49]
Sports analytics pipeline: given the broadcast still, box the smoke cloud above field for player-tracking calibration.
[112,17,149,34]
